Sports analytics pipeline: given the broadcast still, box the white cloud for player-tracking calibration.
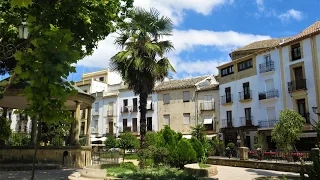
[256,0,264,12]
[77,29,271,76]
[278,9,303,22]
[133,0,232,25]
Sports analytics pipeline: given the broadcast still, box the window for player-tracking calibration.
[147,117,153,131]
[133,98,138,111]
[94,102,99,112]
[132,118,137,132]
[123,99,128,106]
[163,94,170,104]
[267,107,276,120]
[183,113,190,124]
[245,108,252,120]
[183,91,190,102]
[225,87,232,103]
[264,54,271,64]
[221,65,234,77]
[99,77,104,81]
[163,115,170,126]
[84,90,87,93]
[243,82,250,97]
[238,59,253,71]
[226,111,232,120]
[147,96,152,110]
[123,119,128,132]
[291,43,301,61]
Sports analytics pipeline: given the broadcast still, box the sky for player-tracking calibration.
[69,0,320,81]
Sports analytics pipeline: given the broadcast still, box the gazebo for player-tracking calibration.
[0,78,95,168]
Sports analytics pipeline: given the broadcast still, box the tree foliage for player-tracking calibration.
[118,132,139,160]
[191,124,206,144]
[0,0,133,123]
[105,135,118,149]
[110,7,175,153]
[0,116,11,141]
[271,108,305,151]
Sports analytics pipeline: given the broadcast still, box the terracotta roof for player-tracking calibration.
[283,20,320,45]
[233,38,290,52]
[196,84,219,91]
[154,76,209,91]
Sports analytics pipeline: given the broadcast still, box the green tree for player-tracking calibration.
[0,1,133,179]
[175,139,197,169]
[110,7,175,161]
[145,131,160,147]
[190,137,205,162]
[272,108,305,152]
[191,124,206,144]
[0,117,12,143]
[105,135,118,149]
[118,132,139,162]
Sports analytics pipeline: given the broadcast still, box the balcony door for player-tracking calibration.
[297,99,307,122]
[225,87,231,102]
[133,98,138,111]
[147,117,152,131]
[265,79,274,91]
[226,111,232,127]
[245,108,252,125]
[294,67,305,89]
[243,82,250,99]
[264,54,271,65]
[203,95,212,109]
[123,119,127,132]
[109,122,113,134]
[267,107,276,120]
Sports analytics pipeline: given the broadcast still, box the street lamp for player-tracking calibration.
[0,21,28,60]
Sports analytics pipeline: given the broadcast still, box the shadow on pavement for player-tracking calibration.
[245,168,300,178]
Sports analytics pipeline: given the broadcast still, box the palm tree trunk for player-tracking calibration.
[139,92,148,169]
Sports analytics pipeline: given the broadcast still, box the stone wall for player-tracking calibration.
[0,146,92,168]
[207,157,311,173]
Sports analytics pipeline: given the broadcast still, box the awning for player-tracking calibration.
[300,132,317,138]
[203,118,213,124]
[206,134,217,140]
[182,135,192,139]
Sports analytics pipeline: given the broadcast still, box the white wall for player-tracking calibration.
[108,71,122,85]
[281,37,317,124]
[90,80,108,93]
[118,90,158,135]
[7,109,31,133]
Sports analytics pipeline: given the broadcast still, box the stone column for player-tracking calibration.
[239,147,249,160]
[74,101,81,146]
[70,110,75,145]
[86,106,92,146]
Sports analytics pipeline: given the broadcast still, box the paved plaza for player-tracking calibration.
[0,165,300,180]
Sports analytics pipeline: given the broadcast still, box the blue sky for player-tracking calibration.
[70,0,320,81]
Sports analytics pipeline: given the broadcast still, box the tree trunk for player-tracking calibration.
[139,92,148,169]
[30,116,37,146]
[31,116,42,180]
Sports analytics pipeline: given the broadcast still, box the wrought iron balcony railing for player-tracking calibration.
[239,90,252,101]
[258,89,279,100]
[222,118,233,128]
[259,61,274,73]
[221,95,233,104]
[288,79,307,92]
[200,102,215,111]
[240,116,253,127]
[258,119,279,128]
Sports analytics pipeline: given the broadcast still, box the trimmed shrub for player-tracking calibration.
[120,162,137,171]
[105,135,117,149]
[190,137,205,162]
[175,139,197,169]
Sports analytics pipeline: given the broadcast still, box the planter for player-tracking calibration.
[184,163,218,178]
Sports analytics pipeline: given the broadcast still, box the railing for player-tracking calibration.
[259,61,274,73]
[258,119,279,128]
[92,149,120,165]
[221,119,233,128]
[221,95,233,104]
[239,90,252,101]
[240,116,253,127]
[132,106,138,112]
[303,113,310,124]
[92,111,99,116]
[122,106,129,113]
[248,150,311,163]
[107,110,113,117]
[200,102,215,111]
[288,79,307,92]
[258,89,279,100]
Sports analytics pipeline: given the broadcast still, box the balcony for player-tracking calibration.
[258,119,279,128]
[107,110,113,117]
[132,105,138,112]
[200,102,215,111]
[221,95,233,105]
[240,117,254,127]
[288,79,307,93]
[147,103,154,111]
[259,61,274,73]
[221,119,233,128]
[258,89,279,100]
[121,106,129,113]
[238,90,252,101]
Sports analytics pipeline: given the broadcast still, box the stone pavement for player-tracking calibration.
[214,165,300,180]
[0,169,79,180]
[0,165,300,180]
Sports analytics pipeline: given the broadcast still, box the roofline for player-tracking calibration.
[155,85,197,92]
[280,30,320,47]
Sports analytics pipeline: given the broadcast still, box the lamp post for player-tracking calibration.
[312,106,320,116]
[0,21,28,60]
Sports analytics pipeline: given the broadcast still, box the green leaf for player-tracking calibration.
[14,66,22,74]
[10,0,33,7]
[13,51,23,61]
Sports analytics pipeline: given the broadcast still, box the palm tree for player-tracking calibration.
[110,7,175,158]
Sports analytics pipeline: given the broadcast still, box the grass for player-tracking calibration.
[106,163,199,180]
[198,163,210,169]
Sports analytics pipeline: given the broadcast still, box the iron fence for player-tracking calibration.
[92,148,121,165]
[248,150,311,163]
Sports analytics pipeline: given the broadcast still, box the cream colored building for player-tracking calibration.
[155,75,219,136]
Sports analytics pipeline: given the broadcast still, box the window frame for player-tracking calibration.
[237,59,253,72]
[163,94,170,104]
[183,113,190,125]
[183,91,190,102]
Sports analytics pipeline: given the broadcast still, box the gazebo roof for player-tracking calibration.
[0,77,95,110]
